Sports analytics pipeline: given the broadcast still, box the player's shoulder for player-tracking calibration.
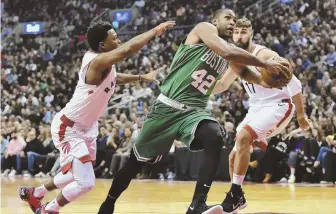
[192,22,218,32]
[254,44,279,59]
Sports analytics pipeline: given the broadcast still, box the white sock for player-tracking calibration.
[33,184,48,198]
[45,198,61,212]
[290,168,295,176]
[232,173,245,186]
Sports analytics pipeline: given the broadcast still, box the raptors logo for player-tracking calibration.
[61,142,71,154]
[266,129,274,137]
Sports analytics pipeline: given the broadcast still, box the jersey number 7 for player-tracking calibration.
[245,82,256,93]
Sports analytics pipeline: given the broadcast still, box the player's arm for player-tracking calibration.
[186,22,290,78]
[211,66,239,94]
[288,75,311,131]
[91,21,175,71]
[212,62,268,94]
[116,65,166,85]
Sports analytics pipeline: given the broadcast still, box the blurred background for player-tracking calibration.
[1,0,336,184]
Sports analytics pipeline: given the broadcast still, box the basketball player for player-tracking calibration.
[19,20,176,214]
[98,9,291,214]
[211,18,312,213]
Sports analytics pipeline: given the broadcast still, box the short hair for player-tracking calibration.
[212,9,232,21]
[86,21,113,52]
[236,18,252,28]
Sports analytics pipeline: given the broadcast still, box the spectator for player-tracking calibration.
[1,130,26,176]
[21,128,45,176]
[1,136,10,169]
[252,129,290,183]
[104,126,133,178]
[323,139,336,184]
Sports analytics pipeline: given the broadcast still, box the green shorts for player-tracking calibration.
[133,99,218,162]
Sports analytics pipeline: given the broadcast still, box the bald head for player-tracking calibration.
[211,9,236,38]
[212,9,235,21]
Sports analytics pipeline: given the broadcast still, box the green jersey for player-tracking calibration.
[160,41,230,109]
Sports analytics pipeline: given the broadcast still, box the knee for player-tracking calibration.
[78,177,95,192]
[27,152,33,157]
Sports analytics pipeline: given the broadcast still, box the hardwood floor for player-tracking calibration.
[1,177,336,214]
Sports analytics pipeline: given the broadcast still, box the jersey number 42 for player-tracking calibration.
[191,69,216,95]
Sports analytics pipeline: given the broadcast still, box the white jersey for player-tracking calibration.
[242,45,302,107]
[61,51,116,131]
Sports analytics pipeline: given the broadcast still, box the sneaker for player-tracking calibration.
[158,173,165,180]
[36,204,59,214]
[23,172,32,177]
[288,175,296,183]
[186,195,222,214]
[1,169,10,177]
[19,187,43,212]
[40,173,49,178]
[97,201,115,214]
[320,181,333,184]
[9,169,16,177]
[167,171,176,180]
[221,191,247,214]
[279,177,288,183]
[34,172,43,178]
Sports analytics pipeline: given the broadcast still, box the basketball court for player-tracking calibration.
[1,178,335,214]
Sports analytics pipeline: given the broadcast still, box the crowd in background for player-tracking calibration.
[1,0,336,183]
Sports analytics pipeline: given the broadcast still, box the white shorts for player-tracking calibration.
[233,100,295,152]
[51,113,98,174]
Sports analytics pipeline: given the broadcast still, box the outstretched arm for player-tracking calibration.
[91,21,175,72]
[116,66,166,85]
[186,22,290,78]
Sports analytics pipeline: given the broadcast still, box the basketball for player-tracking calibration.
[259,57,293,88]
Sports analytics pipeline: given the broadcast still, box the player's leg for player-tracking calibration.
[222,103,294,213]
[222,128,254,213]
[98,150,146,214]
[20,114,76,212]
[98,112,179,214]
[229,149,236,181]
[180,119,224,214]
[37,157,95,213]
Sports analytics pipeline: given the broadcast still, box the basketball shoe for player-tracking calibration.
[186,194,223,214]
[221,190,247,214]
[97,201,115,214]
[19,187,43,212]
[35,204,59,214]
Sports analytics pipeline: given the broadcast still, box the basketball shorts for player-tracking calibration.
[51,112,98,174]
[233,100,295,152]
[133,98,220,163]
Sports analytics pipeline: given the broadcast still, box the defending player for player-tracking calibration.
[98,10,291,214]
[212,18,311,213]
[19,20,175,214]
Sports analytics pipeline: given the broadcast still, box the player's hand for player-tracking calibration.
[264,60,291,80]
[154,21,176,36]
[141,65,167,83]
[298,117,312,131]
